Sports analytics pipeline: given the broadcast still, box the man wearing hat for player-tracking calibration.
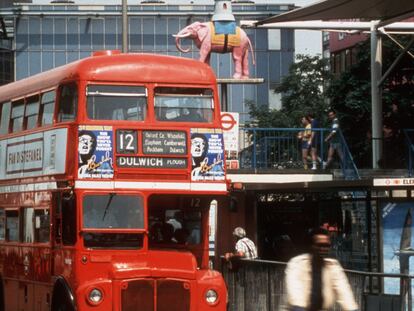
[225,227,258,261]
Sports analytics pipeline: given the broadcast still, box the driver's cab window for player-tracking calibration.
[148,195,203,248]
[57,83,78,122]
[149,209,201,246]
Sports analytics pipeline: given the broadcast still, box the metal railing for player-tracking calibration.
[238,128,360,180]
[404,129,414,177]
[221,258,413,311]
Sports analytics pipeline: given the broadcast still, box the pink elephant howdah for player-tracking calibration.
[173,21,255,79]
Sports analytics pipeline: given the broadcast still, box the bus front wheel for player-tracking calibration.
[51,279,75,311]
[52,293,74,311]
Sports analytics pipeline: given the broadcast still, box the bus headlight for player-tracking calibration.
[87,288,103,305]
[205,289,218,305]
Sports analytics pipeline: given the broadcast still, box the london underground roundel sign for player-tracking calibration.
[220,113,236,131]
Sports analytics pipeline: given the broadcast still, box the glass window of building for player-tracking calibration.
[86,85,147,121]
[58,84,78,122]
[154,88,213,123]
[0,102,11,135]
[11,100,25,132]
[268,29,281,50]
[40,91,55,126]
[25,95,40,130]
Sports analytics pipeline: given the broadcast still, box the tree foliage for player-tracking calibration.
[327,36,414,167]
[247,54,332,128]
[247,36,414,168]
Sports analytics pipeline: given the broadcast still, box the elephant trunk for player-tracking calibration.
[173,32,192,53]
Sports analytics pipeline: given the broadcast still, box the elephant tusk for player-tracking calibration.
[173,33,192,38]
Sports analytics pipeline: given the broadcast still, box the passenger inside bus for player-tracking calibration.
[149,209,201,247]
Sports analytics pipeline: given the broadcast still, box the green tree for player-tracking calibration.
[247,54,332,128]
[327,36,414,168]
[248,37,414,168]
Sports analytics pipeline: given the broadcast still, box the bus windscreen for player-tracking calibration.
[82,194,144,229]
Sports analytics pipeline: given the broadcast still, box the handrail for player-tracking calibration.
[239,127,359,180]
[223,257,414,278]
[221,257,413,311]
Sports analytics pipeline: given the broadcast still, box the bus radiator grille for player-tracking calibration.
[122,279,154,311]
[121,279,190,311]
[156,279,190,311]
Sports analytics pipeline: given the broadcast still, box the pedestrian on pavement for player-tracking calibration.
[225,227,258,261]
[284,227,358,311]
[323,109,343,169]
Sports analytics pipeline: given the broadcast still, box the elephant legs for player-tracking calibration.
[199,51,211,65]
[232,53,243,79]
[241,49,250,79]
[232,48,249,79]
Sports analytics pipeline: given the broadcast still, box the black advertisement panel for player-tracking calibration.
[142,131,187,155]
[117,156,187,169]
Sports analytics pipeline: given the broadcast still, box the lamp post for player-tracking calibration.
[122,0,128,53]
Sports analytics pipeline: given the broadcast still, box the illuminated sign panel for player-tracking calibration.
[142,131,187,155]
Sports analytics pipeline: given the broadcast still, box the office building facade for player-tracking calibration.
[0,1,295,123]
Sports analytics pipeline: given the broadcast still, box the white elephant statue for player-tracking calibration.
[173,21,255,79]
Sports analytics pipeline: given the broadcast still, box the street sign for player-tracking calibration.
[374,178,414,186]
[220,113,237,131]
[220,112,239,152]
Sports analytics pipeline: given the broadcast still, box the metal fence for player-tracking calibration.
[221,258,413,311]
[238,128,360,180]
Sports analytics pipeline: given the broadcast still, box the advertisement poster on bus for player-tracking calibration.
[382,201,414,295]
[190,128,225,181]
[78,125,114,179]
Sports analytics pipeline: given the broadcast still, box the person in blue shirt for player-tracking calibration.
[323,109,343,169]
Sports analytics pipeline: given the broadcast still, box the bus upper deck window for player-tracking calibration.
[40,91,55,126]
[0,102,11,135]
[11,100,24,132]
[58,84,78,122]
[154,88,214,123]
[86,85,147,121]
[25,95,40,130]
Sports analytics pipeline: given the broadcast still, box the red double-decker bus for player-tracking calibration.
[0,51,228,311]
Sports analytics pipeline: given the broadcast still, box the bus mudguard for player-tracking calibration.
[51,276,77,311]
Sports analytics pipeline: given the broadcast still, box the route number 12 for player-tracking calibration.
[117,130,138,154]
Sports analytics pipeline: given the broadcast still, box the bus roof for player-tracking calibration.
[0,53,218,102]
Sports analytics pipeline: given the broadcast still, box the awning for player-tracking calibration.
[257,0,414,26]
